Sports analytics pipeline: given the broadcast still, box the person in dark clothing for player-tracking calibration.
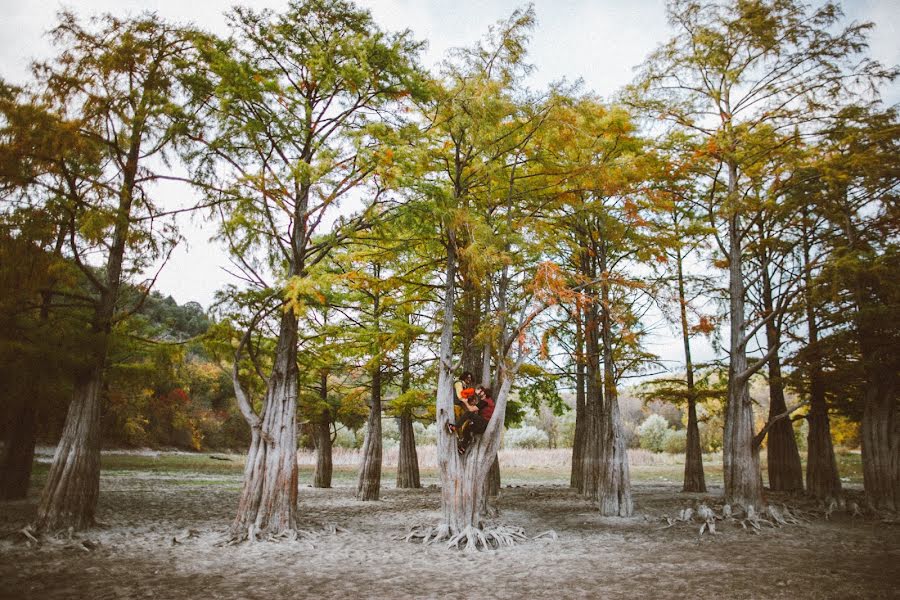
[454,385,495,455]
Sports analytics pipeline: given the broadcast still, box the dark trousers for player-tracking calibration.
[457,412,487,449]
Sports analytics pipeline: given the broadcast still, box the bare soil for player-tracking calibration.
[0,460,896,599]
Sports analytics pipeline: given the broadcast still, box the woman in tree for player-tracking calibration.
[453,385,496,455]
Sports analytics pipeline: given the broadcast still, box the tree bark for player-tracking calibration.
[230,309,299,537]
[840,205,898,511]
[357,366,383,501]
[597,270,632,516]
[723,162,763,510]
[396,337,420,489]
[313,417,333,489]
[570,302,586,489]
[759,243,803,492]
[34,366,103,531]
[860,377,899,511]
[0,398,37,500]
[675,236,706,493]
[801,220,842,500]
[397,413,420,489]
[580,259,602,500]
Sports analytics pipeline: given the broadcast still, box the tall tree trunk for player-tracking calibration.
[759,241,803,492]
[840,206,898,511]
[357,363,383,501]
[397,413,420,488]
[860,376,898,511]
[435,230,515,537]
[313,418,333,488]
[230,309,299,537]
[580,258,603,500]
[597,271,632,516]
[676,237,706,493]
[801,221,841,500]
[723,162,763,509]
[35,171,137,531]
[570,302,586,489]
[34,366,103,531]
[396,338,420,489]
[0,286,57,500]
[0,399,37,500]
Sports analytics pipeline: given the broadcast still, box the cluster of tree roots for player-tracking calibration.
[659,497,875,536]
[400,523,556,552]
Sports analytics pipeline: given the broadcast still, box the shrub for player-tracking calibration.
[662,428,687,454]
[637,414,669,452]
[504,425,550,449]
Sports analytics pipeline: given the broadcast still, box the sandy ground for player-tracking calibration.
[1,464,897,600]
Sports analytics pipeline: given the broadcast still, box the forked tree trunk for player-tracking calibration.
[396,413,420,489]
[800,225,841,500]
[0,399,37,500]
[570,303,586,489]
[231,310,299,538]
[435,235,513,536]
[313,416,333,489]
[597,276,632,516]
[357,367,383,501]
[723,184,764,509]
[34,367,103,531]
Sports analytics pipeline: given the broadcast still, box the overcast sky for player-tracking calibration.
[2,0,897,371]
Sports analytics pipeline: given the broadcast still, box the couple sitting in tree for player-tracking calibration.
[447,371,495,455]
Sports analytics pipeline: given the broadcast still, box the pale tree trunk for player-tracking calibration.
[396,338,420,489]
[759,244,803,492]
[723,162,764,509]
[675,238,706,493]
[357,367,383,501]
[801,222,841,500]
[597,272,632,516]
[435,235,516,538]
[570,302,586,489]
[230,309,299,538]
[34,367,103,530]
[35,168,136,530]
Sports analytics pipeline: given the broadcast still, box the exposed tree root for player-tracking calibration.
[400,523,552,551]
[218,521,349,546]
[657,496,885,537]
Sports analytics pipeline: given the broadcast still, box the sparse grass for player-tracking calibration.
[27,445,863,493]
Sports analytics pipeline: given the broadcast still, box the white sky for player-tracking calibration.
[2,0,898,372]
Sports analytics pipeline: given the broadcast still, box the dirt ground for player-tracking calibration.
[1,460,897,600]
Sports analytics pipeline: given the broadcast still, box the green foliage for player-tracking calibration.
[503,424,550,449]
[637,414,669,452]
[662,429,687,454]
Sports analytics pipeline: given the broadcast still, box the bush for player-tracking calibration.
[662,428,687,454]
[637,414,669,452]
[504,425,550,449]
[414,422,437,446]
